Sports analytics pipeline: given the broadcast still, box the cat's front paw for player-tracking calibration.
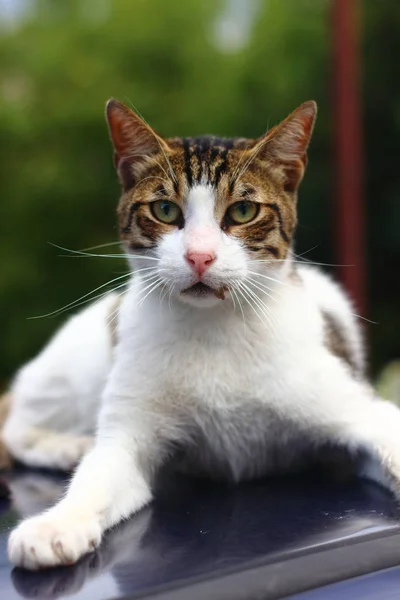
[8,511,101,570]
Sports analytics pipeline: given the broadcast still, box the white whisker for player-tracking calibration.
[56,251,159,263]
[137,279,164,307]
[115,171,171,192]
[30,281,129,321]
[168,283,176,312]
[135,274,162,296]
[293,245,320,258]
[243,283,279,332]
[247,270,287,286]
[133,266,159,275]
[49,242,159,261]
[159,277,174,306]
[106,292,127,329]
[245,278,279,303]
[28,272,131,320]
[135,273,160,287]
[229,287,237,311]
[151,158,176,187]
[351,313,379,325]
[251,258,354,268]
[159,283,169,305]
[234,283,267,328]
[238,282,278,336]
[231,136,271,183]
[149,135,178,185]
[79,241,122,251]
[230,286,246,325]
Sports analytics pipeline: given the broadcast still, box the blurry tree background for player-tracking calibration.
[0,0,399,385]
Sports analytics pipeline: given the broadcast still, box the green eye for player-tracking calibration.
[226,201,259,225]
[151,200,182,225]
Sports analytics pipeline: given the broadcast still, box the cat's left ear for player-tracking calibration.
[255,101,317,192]
[106,99,169,188]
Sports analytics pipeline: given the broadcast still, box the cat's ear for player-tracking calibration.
[106,99,168,188]
[255,101,317,192]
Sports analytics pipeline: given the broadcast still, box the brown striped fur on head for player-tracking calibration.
[107,100,316,261]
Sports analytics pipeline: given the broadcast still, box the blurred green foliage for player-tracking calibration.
[0,0,399,384]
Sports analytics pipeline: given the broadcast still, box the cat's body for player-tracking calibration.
[5,100,400,570]
[4,263,363,479]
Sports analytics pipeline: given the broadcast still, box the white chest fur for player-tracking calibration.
[106,273,329,481]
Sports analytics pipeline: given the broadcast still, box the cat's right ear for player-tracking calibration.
[106,99,166,189]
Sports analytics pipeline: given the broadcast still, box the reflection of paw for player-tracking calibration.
[11,555,96,599]
[8,511,101,570]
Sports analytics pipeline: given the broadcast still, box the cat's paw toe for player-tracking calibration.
[8,513,101,570]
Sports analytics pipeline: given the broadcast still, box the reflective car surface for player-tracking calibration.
[0,467,400,599]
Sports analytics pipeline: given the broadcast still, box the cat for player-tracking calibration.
[5,99,400,571]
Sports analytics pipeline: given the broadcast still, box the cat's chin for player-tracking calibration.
[179,282,226,309]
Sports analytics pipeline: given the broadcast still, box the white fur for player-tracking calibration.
[6,184,400,570]
[299,265,365,375]
[3,294,116,469]
[157,184,248,308]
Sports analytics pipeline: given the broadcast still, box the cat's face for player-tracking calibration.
[106,100,316,308]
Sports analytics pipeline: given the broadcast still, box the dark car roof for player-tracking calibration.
[1,467,400,600]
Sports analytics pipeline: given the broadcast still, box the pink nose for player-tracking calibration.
[185,251,216,276]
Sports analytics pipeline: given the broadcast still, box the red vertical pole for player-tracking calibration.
[332,0,366,315]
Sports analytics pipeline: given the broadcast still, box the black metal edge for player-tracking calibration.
[117,529,400,600]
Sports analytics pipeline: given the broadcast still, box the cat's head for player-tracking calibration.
[106,100,316,308]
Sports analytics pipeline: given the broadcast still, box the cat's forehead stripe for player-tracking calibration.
[180,136,237,187]
[214,139,234,186]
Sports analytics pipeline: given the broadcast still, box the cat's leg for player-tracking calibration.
[336,398,400,495]
[2,295,117,470]
[296,361,400,496]
[2,420,93,471]
[8,391,182,570]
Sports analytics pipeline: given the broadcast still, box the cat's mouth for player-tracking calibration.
[181,282,228,300]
